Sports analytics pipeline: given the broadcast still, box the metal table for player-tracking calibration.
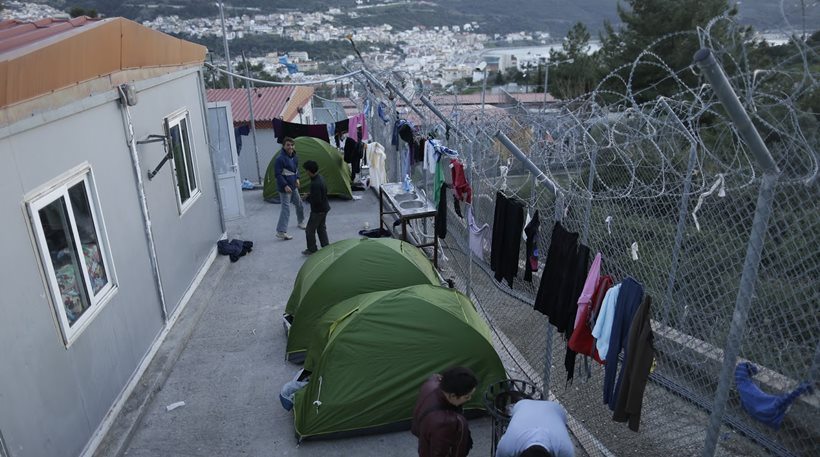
[378,182,439,268]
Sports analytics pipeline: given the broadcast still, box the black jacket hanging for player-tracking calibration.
[436,182,449,239]
[490,192,525,288]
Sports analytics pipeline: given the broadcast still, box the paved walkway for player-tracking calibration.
[96,188,493,457]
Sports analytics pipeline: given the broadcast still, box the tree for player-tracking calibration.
[547,22,602,99]
[598,0,737,101]
[69,7,99,18]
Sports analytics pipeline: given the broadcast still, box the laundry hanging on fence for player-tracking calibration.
[735,362,813,430]
[612,294,654,432]
[436,182,449,239]
[490,192,526,288]
[348,113,368,142]
[467,205,490,261]
[450,158,472,203]
[602,277,645,411]
[365,142,387,191]
[533,222,590,336]
[568,273,612,364]
[272,118,330,143]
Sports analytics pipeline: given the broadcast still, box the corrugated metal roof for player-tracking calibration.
[206,87,295,123]
[0,16,207,111]
[0,17,99,54]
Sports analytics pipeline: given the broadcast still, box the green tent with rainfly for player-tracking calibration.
[293,284,507,441]
[263,136,352,202]
[284,237,440,362]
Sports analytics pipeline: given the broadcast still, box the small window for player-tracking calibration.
[28,169,116,344]
[166,111,200,211]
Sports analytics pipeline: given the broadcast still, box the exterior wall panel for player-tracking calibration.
[0,69,220,457]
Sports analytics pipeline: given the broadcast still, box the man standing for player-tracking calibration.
[301,160,330,255]
[274,137,305,240]
[495,399,575,457]
[411,366,477,457]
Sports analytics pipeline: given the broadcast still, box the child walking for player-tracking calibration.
[301,160,330,255]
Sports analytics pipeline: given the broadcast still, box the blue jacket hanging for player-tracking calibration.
[734,362,813,430]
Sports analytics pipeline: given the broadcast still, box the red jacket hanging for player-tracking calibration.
[450,159,472,203]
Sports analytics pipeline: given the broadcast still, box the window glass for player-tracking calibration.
[68,182,108,295]
[31,172,115,342]
[180,118,197,192]
[38,196,91,326]
[169,122,191,203]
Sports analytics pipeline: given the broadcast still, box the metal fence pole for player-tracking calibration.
[695,48,782,457]
[241,52,262,184]
[580,147,597,245]
[660,99,700,326]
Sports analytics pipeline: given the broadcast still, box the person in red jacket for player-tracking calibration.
[411,366,477,457]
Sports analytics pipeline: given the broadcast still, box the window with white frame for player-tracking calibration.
[166,111,199,210]
[28,168,116,344]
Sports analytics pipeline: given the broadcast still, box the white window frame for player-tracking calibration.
[27,165,117,346]
[165,109,201,214]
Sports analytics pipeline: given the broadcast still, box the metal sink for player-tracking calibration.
[394,192,417,202]
[399,200,425,209]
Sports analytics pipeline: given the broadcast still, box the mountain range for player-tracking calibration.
[33,0,819,37]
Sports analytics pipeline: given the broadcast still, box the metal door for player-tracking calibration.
[206,102,245,220]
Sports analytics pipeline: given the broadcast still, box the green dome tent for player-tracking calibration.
[284,237,440,362]
[263,136,352,202]
[293,284,507,441]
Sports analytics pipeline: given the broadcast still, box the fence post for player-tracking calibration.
[660,99,699,326]
[694,48,781,457]
[580,147,597,245]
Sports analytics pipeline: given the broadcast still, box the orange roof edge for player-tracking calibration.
[0,16,207,109]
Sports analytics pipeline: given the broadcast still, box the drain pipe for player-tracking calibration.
[117,85,169,322]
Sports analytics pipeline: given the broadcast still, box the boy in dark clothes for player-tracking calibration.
[301,160,330,255]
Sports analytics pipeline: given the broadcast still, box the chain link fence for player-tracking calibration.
[356,13,818,457]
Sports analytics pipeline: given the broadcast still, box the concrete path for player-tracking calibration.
[97,188,493,457]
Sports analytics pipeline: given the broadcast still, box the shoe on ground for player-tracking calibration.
[276,232,293,240]
[297,222,307,230]
[302,249,316,256]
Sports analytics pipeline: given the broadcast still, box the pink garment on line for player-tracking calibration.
[574,252,602,329]
[348,113,368,142]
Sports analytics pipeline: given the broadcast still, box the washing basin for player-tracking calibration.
[399,200,425,209]
[393,192,417,202]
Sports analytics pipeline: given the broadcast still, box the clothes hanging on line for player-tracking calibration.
[574,253,602,329]
[343,137,364,178]
[436,182,449,239]
[234,125,250,155]
[592,284,622,361]
[533,222,590,335]
[365,142,387,191]
[348,112,368,142]
[433,160,444,206]
[272,118,330,143]
[568,274,612,364]
[561,243,591,384]
[450,159,472,204]
[602,277,644,411]
[467,205,490,261]
[612,294,654,432]
[490,192,526,288]
[523,210,540,282]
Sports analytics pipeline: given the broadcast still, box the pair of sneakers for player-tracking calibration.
[276,222,307,241]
